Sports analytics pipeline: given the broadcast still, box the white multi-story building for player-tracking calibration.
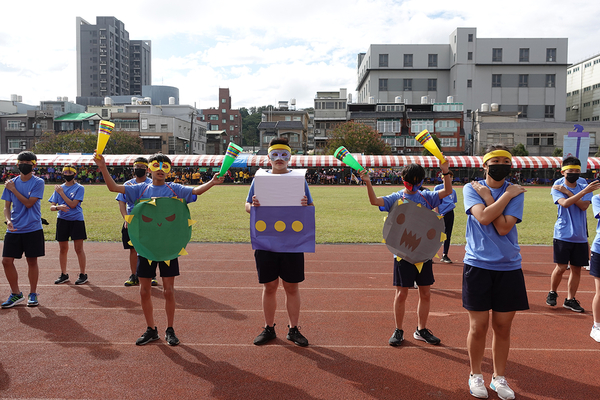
[567,54,600,122]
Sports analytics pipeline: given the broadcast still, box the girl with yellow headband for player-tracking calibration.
[462,145,527,400]
[49,164,88,286]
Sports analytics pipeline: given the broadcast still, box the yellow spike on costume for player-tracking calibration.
[148,199,157,206]
[188,219,197,226]
[148,260,153,264]
[127,240,133,246]
[437,214,444,220]
[164,260,170,266]
[382,239,386,244]
[397,200,402,205]
[417,203,422,207]
[396,256,402,262]
[440,232,447,242]
[415,262,424,273]
[124,215,134,223]
[383,216,387,223]
[179,248,188,256]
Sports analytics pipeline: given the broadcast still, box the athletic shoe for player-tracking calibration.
[414,327,441,345]
[27,293,39,307]
[441,255,453,263]
[136,326,159,346]
[389,328,404,346]
[469,374,488,399]
[54,273,69,284]
[253,324,276,345]
[124,274,139,287]
[590,326,600,342]
[165,327,180,346]
[75,273,88,285]
[1,292,24,308]
[546,291,557,306]
[563,298,584,313]
[151,278,159,286]
[287,326,308,347]
[490,376,515,400]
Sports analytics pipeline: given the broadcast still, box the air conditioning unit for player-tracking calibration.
[314,129,320,134]
[572,105,579,110]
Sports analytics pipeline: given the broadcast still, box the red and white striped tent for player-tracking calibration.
[2,154,600,170]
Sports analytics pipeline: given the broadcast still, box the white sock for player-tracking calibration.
[594,321,600,328]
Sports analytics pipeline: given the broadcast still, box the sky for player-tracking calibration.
[1,0,600,111]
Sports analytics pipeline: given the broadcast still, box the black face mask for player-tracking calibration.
[17,163,33,175]
[64,175,75,182]
[134,168,147,178]
[487,164,511,182]
[565,173,580,184]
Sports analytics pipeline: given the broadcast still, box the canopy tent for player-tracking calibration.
[1,154,600,170]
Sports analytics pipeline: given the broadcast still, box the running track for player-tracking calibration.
[0,243,598,399]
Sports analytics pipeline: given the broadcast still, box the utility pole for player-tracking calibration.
[188,103,196,155]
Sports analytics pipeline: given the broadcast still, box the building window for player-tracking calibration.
[428,79,437,91]
[546,74,556,88]
[230,115,234,120]
[492,74,502,88]
[546,48,556,62]
[161,124,169,132]
[519,48,529,62]
[492,48,502,62]
[404,54,413,67]
[7,120,21,130]
[428,54,438,67]
[519,74,529,87]
[467,79,472,88]
[584,102,591,107]
[379,54,388,67]
[222,99,226,103]
[440,138,458,147]
[593,116,599,121]
[209,115,219,120]
[221,109,226,113]
[379,79,388,91]
[487,133,514,147]
[403,79,412,91]
[410,119,434,134]
[468,33,473,42]
[467,52,473,60]
[518,105,528,118]
[377,120,401,133]
[527,132,554,146]
[545,105,555,118]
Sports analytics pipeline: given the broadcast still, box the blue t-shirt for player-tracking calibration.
[551,177,591,243]
[591,195,600,254]
[246,173,313,204]
[123,182,197,205]
[1,175,45,233]
[434,184,457,215]
[116,177,153,214]
[379,189,441,213]
[48,183,85,221]
[463,180,524,271]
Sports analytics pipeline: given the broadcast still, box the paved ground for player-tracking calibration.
[0,242,599,399]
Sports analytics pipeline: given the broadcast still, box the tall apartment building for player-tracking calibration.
[76,16,151,98]
[313,88,348,152]
[357,27,568,146]
[566,53,600,122]
[200,88,242,147]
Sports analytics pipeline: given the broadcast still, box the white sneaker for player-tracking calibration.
[490,376,515,400]
[591,326,600,342]
[469,374,488,398]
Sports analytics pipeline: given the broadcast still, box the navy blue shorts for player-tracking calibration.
[553,239,589,267]
[55,218,87,242]
[590,251,600,278]
[121,223,134,249]
[137,256,180,278]
[393,258,434,287]
[254,250,304,284]
[462,264,529,312]
[3,229,45,259]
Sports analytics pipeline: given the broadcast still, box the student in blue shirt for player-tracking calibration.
[546,157,600,312]
[434,171,458,263]
[49,164,88,285]
[463,145,527,400]
[1,151,45,308]
[588,194,600,342]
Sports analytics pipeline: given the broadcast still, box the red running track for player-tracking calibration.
[0,243,598,399]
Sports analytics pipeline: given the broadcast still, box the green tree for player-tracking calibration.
[552,147,563,157]
[511,143,529,156]
[325,121,391,155]
[33,130,145,154]
[421,134,443,156]
[241,105,276,148]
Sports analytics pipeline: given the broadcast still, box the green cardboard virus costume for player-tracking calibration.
[125,197,196,264]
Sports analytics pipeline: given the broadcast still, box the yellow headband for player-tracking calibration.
[134,162,148,167]
[561,165,581,172]
[268,144,292,153]
[483,150,512,165]
[62,167,77,174]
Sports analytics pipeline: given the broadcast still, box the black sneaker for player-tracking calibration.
[165,327,180,346]
[54,273,69,284]
[124,274,139,287]
[253,324,276,345]
[286,326,308,347]
[75,273,88,285]
[413,327,441,345]
[563,298,584,313]
[546,291,558,306]
[136,327,159,346]
[389,328,404,346]
[441,255,453,263]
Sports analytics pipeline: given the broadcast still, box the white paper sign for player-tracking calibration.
[254,168,306,206]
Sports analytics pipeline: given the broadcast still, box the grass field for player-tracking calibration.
[31,183,598,246]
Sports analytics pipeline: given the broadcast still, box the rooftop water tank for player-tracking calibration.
[481,103,490,112]
[421,96,428,104]
[491,103,499,112]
